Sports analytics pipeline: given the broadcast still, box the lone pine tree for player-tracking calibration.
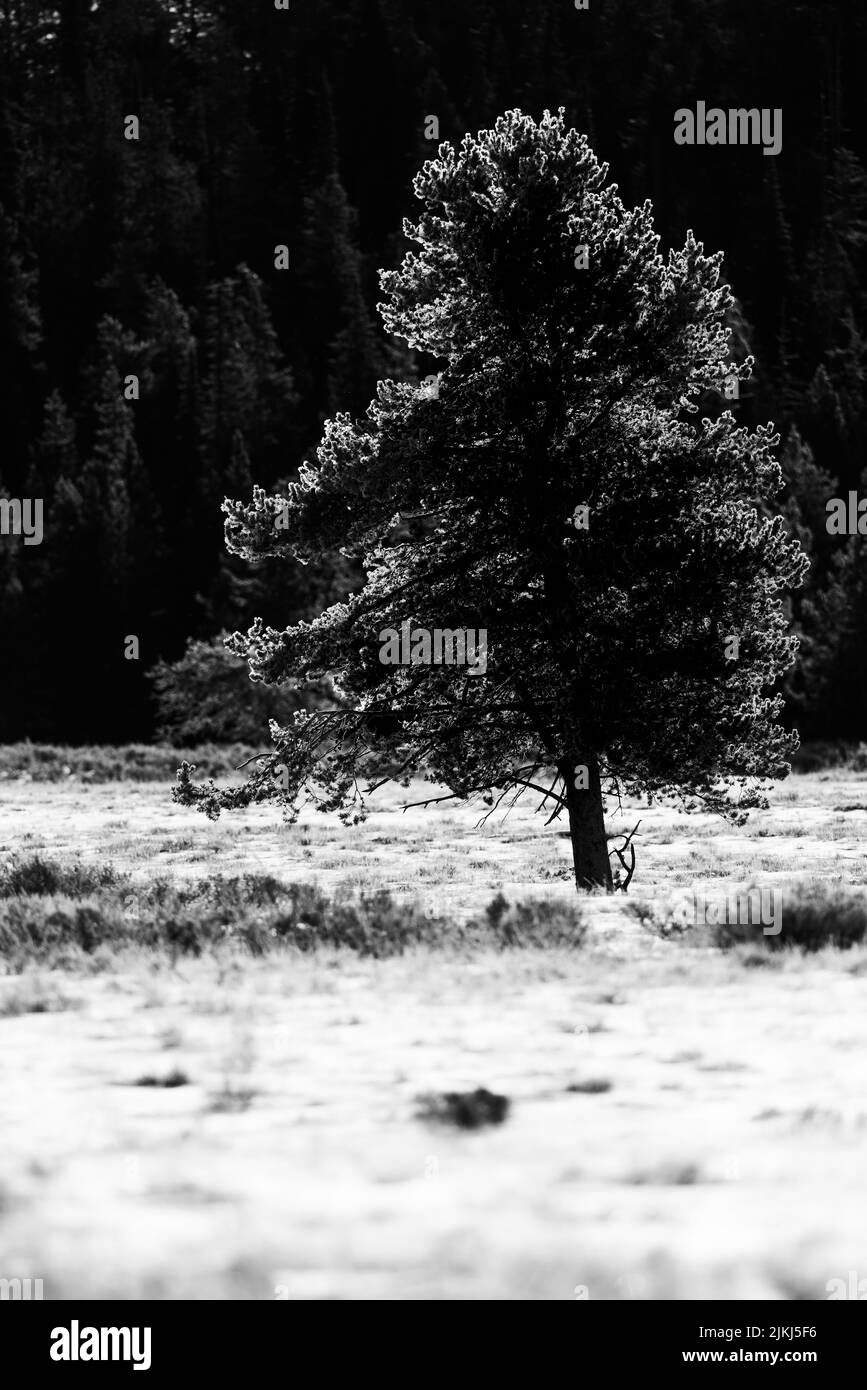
[175,109,808,892]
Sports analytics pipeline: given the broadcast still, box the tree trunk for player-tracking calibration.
[561,752,613,892]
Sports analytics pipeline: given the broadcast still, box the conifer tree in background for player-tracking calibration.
[0,202,42,479]
[149,632,333,746]
[297,175,386,423]
[195,264,299,634]
[175,110,808,891]
[16,392,86,739]
[197,265,297,501]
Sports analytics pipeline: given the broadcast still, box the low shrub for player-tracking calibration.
[415,1088,510,1128]
[626,895,695,939]
[148,634,336,745]
[0,742,267,783]
[0,857,587,969]
[481,892,587,947]
[790,742,849,774]
[715,884,867,952]
[0,856,126,898]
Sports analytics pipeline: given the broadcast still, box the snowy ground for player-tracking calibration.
[1,770,866,1300]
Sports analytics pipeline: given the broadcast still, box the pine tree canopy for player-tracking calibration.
[175,109,809,891]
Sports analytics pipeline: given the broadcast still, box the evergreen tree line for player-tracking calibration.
[0,0,864,742]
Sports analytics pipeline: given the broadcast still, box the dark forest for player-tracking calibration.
[1,0,864,744]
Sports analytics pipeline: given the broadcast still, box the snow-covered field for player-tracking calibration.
[1,771,866,1300]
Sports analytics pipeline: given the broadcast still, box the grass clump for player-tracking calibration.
[0,856,126,898]
[0,973,80,1017]
[0,856,587,970]
[416,1088,510,1129]
[0,742,267,784]
[480,892,587,947]
[715,885,867,952]
[133,1069,190,1088]
[626,895,694,939]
